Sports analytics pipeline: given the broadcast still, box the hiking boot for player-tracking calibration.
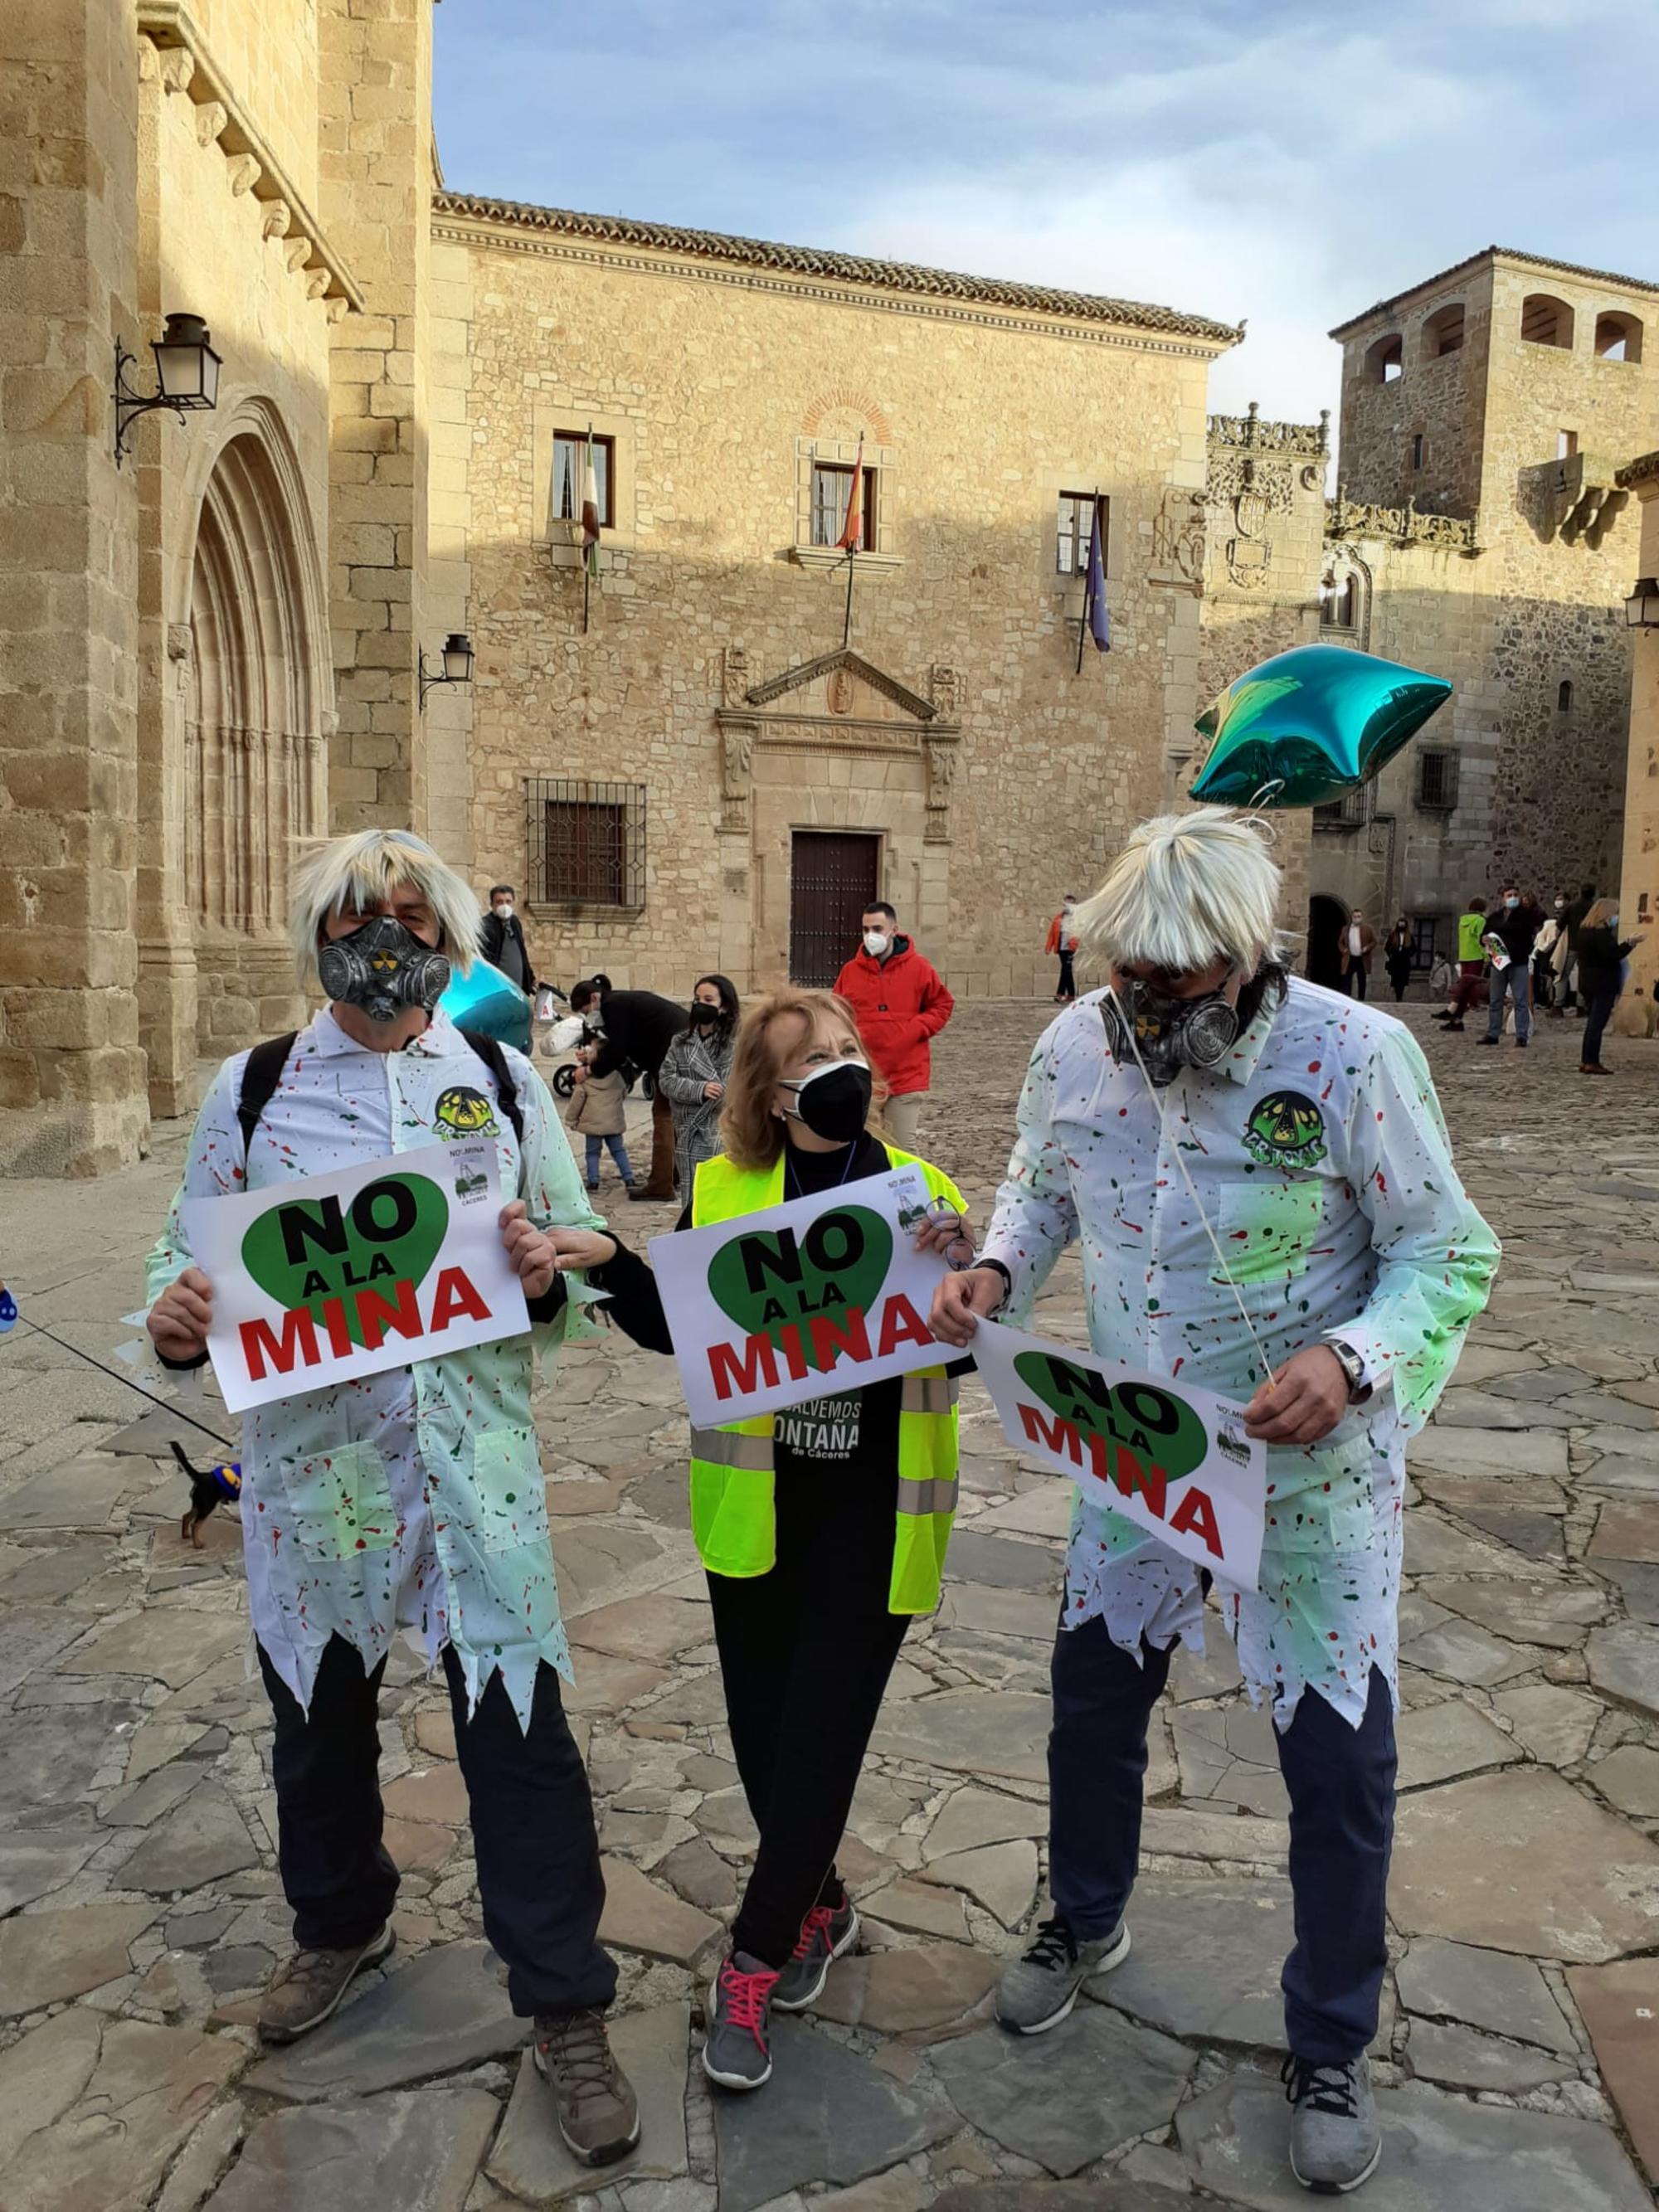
[773,1895,860,2012]
[995,1913,1130,2035]
[703,1952,779,2089]
[256,1924,394,2044]
[1283,2053,1381,2194]
[532,2009,640,2166]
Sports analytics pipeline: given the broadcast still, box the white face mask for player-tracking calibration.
[863,930,890,958]
[1609,914,1619,931]
[494,903,513,920]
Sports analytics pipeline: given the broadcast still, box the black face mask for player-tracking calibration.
[689,1003,722,1029]
[1102,978,1239,1089]
[318,915,450,1025]
[780,1059,873,1144]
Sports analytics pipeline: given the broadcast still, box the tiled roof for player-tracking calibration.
[1331,245,1659,338]
[431,192,1242,345]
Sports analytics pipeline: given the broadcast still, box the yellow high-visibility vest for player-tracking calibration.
[687,1145,962,1613]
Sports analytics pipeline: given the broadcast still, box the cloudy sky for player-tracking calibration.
[433,1,1657,426]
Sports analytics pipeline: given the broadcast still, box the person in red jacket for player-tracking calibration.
[1046,895,1079,1003]
[834,902,954,1152]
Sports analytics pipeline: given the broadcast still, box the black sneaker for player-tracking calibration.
[773,1896,859,2012]
[1515,1037,1528,1048]
[1477,1036,1499,1046]
[995,1913,1130,2035]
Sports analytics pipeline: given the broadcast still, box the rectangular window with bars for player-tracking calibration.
[551,433,615,529]
[810,462,878,549]
[1057,492,1107,575]
[526,779,646,909]
[1412,916,1439,970]
[1416,749,1458,811]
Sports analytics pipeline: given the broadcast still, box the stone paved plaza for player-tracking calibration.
[2,999,1658,2212]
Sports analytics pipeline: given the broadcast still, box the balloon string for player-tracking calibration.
[1247,778,1287,810]
[7,1318,239,1452]
[1102,987,1278,1393]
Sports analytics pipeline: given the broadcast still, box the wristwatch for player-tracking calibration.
[1327,1339,1368,1401]
[974,1257,1014,1310]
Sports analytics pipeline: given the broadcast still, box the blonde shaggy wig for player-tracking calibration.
[1073,807,1282,978]
[288,829,481,987]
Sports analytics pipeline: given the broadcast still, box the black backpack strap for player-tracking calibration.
[459,1029,525,1150]
[237,1033,299,1156]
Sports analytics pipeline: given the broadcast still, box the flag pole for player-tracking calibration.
[842,544,855,649]
[1075,488,1099,676]
[582,421,596,634]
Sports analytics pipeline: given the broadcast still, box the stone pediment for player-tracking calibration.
[738,649,939,727]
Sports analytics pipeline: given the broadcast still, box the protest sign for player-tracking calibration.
[182,1140,529,1412]
[649,1165,951,1427]
[971,1317,1267,1590]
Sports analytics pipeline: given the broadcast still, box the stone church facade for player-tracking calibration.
[5,7,1658,1179]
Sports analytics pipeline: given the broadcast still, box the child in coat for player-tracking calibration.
[563,1057,636,1191]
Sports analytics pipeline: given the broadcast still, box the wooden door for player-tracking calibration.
[790,831,879,986]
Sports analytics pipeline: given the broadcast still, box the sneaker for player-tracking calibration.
[703,1952,779,2090]
[1580,1061,1610,1075]
[995,1913,1131,2035]
[1443,1020,1465,1031]
[256,1924,394,2044]
[532,2009,640,2166]
[1430,1009,1452,1022]
[773,1896,860,2012]
[1477,1035,1500,1046]
[1283,2053,1381,2194]
[1515,1037,1528,1048]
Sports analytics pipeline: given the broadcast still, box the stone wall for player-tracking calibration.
[436,202,1233,1000]
[1618,457,1659,999]
[0,0,145,1176]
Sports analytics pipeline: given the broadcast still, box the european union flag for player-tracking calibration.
[1083,497,1111,654]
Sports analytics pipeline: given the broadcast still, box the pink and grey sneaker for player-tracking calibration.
[703,1952,780,2090]
[773,1896,860,2012]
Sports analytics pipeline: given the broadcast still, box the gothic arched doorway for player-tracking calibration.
[182,424,327,1050]
[1306,894,1349,991]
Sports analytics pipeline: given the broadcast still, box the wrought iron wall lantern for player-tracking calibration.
[419,632,474,710]
[113,314,222,466]
[1625,577,1659,630]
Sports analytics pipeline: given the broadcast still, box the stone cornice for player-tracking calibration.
[1616,450,1659,492]
[740,647,938,721]
[137,1,362,315]
[431,196,1240,357]
[1326,493,1480,555]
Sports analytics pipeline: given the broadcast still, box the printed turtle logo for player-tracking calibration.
[1243,1089,1327,1170]
[434,1085,500,1141]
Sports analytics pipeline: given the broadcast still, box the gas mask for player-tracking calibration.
[1102,978,1240,1089]
[318,915,451,1025]
[779,1059,873,1143]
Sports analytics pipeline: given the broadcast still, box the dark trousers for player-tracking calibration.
[1344,959,1368,999]
[640,1084,676,1197]
[708,1468,909,1969]
[1056,950,1076,999]
[1047,1617,1396,2064]
[1583,988,1618,1065]
[259,1636,616,2018]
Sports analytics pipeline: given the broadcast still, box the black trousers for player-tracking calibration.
[259,1635,616,2018]
[708,1466,910,1969]
[1048,1618,1396,2064]
[1056,950,1076,999]
[1344,959,1368,999]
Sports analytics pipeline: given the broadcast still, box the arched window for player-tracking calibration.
[1321,574,1357,629]
[1520,294,1574,348]
[1595,312,1643,364]
[1422,303,1466,359]
[1557,679,1574,712]
[1365,333,1403,384]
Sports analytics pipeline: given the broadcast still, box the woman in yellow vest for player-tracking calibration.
[542,988,971,2094]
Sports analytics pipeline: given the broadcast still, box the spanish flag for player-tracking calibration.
[579,428,601,577]
[836,437,865,554]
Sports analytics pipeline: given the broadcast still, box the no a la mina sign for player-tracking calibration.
[971,1317,1267,1591]
[182,1141,530,1412]
[648,1166,952,1427]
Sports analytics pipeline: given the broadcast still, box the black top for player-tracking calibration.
[588,989,688,1081]
[586,1131,916,1476]
[1489,902,1541,961]
[1563,894,1594,950]
[479,910,534,993]
[1575,924,1635,1001]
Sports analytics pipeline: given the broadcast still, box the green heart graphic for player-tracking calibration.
[241,1173,450,1348]
[708,1203,892,1373]
[1014,1350,1208,1483]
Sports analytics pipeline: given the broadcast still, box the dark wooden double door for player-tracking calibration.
[789,831,879,987]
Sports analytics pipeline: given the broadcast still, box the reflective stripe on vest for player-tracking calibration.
[687,1144,962,1612]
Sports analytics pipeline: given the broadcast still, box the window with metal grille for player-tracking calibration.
[526,779,646,908]
[1412,916,1438,970]
[1416,749,1458,811]
[1057,492,1107,576]
[551,433,615,529]
[810,463,878,549]
[1313,786,1368,829]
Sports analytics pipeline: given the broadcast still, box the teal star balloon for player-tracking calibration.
[1190,644,1452,809]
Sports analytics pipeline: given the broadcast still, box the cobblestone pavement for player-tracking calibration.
[2,998,1658,2212]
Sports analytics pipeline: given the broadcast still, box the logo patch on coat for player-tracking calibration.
[1242,1089,1327,1169]
[434,1085,500,1140]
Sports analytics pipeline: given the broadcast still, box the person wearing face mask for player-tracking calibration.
[536,989,972,2096]
[931,809,1496,2198]
[1479,885,1540,1048]
[567,977,688,1203]
[140,830,640,2167]
[1341,907,1376,999]
[1046,895,1081,1003]
[657,973,741,1195]
[1383,917,1414,1004]
[834,901,955,1153]
[479,882,537,997]
[1530,900,1564,1011]
[1575,897,1643,1073]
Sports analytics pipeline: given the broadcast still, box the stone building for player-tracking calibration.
[425,194,1238,1001]
[1,0,436,1174]
[1615,452,1659,1000]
